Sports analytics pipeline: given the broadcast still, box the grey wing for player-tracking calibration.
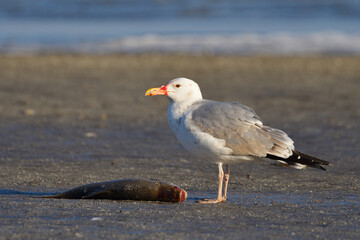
[190,100,294,158]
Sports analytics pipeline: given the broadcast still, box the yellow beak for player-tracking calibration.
[145,86,167,96]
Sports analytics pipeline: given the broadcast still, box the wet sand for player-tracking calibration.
[0,54,359,239]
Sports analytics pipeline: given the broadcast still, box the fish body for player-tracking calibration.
[45,178,187,202]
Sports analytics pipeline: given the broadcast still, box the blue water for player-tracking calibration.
[1,0,359,54]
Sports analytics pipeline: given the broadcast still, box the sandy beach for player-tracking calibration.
[0,54,359,239]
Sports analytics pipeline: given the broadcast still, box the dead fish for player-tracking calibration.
[43,178,187,202]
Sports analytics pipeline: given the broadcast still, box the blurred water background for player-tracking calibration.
[1,0,359,54]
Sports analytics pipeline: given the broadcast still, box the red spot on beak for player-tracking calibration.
[159,84,168,95]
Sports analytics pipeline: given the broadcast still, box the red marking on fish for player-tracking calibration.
[180,189,187,202]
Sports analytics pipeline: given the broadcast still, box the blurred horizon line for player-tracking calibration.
[1,0,360,55]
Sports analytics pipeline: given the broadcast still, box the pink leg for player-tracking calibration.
[197,163,227,204]
[223,164,230,200]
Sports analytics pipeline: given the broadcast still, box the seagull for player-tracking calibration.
[145,78,330,204]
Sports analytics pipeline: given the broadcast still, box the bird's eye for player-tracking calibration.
[175,84,181,88]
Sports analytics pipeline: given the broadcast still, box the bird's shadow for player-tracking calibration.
[0,189,57,197]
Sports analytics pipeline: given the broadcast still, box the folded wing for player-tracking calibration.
[190,100,294,158]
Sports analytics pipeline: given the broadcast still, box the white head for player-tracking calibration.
[145,78,203,104]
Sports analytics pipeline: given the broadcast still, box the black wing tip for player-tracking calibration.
[267,150,331,171]
[293,150,331,166]
[311,164,327,171]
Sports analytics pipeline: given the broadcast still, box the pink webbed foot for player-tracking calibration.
[196,197,226,204]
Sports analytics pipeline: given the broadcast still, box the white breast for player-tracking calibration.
[168,103,233,162]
